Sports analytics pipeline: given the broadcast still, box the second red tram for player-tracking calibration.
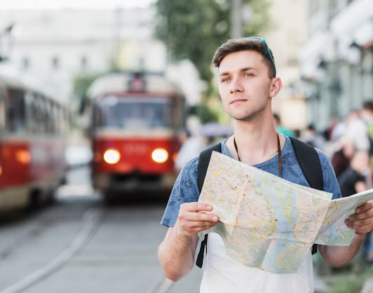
[0,70,69,210]
[87,72,185,200]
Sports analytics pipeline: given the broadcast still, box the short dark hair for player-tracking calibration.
[213,38,276,79]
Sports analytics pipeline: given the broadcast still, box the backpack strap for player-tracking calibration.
[196,143,221,268]
[289,137,323,255]
[196,138,323,267]
[289,137,323,190]
[198,143,222,192]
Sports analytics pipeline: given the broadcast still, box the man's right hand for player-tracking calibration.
[176,203,220,237]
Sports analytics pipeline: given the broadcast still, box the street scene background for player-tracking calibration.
[0,0,372,292]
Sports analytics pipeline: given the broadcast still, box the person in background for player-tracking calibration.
[272,113,295,137]
[302,124,326,150]
[360,101,373,161]
[325,116,339,141]
[343,110,370,151]
[174,129,207,172]
[338,151,370,198]
[332,141,355,179]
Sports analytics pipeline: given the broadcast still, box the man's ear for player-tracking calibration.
[269,77,282,98]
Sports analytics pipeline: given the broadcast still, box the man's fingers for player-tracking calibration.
[348,209,373,221]
[183,202,213,212]
[184,212,219,223]
[346,218,372,227]
[356,200,373,214]
[189,221,219,228]
[190,224,217,233]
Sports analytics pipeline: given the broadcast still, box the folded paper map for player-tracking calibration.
[198,152,373,274]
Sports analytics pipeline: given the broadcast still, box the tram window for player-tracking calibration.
[0,88,5,132]
[22,57,30,70]
[97,98,173,129]
[25,92,38,133]
[6,89,26,134]
[35,95,48,134]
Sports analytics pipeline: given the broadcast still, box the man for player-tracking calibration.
[158,38,373,293]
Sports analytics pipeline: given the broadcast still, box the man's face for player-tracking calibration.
[218,50,274,122]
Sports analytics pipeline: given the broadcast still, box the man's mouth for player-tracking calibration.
[231,99,247,105]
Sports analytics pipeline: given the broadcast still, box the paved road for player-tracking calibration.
[0,167,202,293]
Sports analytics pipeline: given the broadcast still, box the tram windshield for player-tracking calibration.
[94,96,174,130]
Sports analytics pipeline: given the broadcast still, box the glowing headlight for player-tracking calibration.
[151,148,168,163]
[103,149,120,164]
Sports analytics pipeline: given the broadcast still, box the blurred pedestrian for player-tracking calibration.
[332,141,355,179]
[360,101,373,159]
[302,124,326,150]
[273,113,295,137]
[338,151,370,197]
[343,110,369,151]
[174,129,206,172]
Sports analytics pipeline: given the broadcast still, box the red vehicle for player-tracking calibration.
[0,70,69,210]
[86,72,185,200]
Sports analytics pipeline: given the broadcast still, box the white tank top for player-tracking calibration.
[200,233,314,293]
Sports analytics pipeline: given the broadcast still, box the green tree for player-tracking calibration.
[155,0,272,123]
[155,0,272,87]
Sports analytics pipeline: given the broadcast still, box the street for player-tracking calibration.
[0,167,202,293]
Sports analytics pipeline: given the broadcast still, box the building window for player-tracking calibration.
[22,57,30,70]
[6,89,26,134]
[52,56,60,70]
[81,56,88,69]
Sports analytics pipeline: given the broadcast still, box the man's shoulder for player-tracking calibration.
[183,156,200,171]
[314,147,330,164]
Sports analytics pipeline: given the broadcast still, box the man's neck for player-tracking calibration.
[226,114,283,165]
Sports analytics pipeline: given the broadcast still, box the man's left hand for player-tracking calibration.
[345,200,373,234]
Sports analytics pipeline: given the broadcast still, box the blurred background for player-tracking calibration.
[0,0,372,292]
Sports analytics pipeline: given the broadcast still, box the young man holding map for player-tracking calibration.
[158,38,373,293]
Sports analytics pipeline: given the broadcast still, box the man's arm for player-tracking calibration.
[158,203,219,282]
[319,201,373,267]
[318,234,364,267]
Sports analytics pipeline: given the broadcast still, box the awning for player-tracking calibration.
[331,0,373,38]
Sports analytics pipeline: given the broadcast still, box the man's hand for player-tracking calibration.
[176,203,219,237]
[345,200,373,234]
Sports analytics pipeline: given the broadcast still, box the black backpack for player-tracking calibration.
[196,137,323,268]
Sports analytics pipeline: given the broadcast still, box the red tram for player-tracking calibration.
[0,70,69,210]
[86,72,185,200]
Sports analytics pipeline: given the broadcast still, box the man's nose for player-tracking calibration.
[229,77,244,94]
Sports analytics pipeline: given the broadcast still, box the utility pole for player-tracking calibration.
[231,0,243,38]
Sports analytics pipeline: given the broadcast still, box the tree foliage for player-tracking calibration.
[155,0,272,86]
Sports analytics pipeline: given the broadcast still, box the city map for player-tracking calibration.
[198,152,373,274]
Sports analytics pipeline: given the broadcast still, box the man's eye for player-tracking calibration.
[221,78,230,83]
[244,73,253,77]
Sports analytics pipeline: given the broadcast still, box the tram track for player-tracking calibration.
[0,208,103,293]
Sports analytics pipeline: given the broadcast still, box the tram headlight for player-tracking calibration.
[151,148,168,163]
[103,149,120,164]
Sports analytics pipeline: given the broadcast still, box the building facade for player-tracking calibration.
[0,8,201,106]
[264,0,308,131]
[301,0,373,130]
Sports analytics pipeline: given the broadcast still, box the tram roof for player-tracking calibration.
[0,65,66,106]
[87,72,182,99]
